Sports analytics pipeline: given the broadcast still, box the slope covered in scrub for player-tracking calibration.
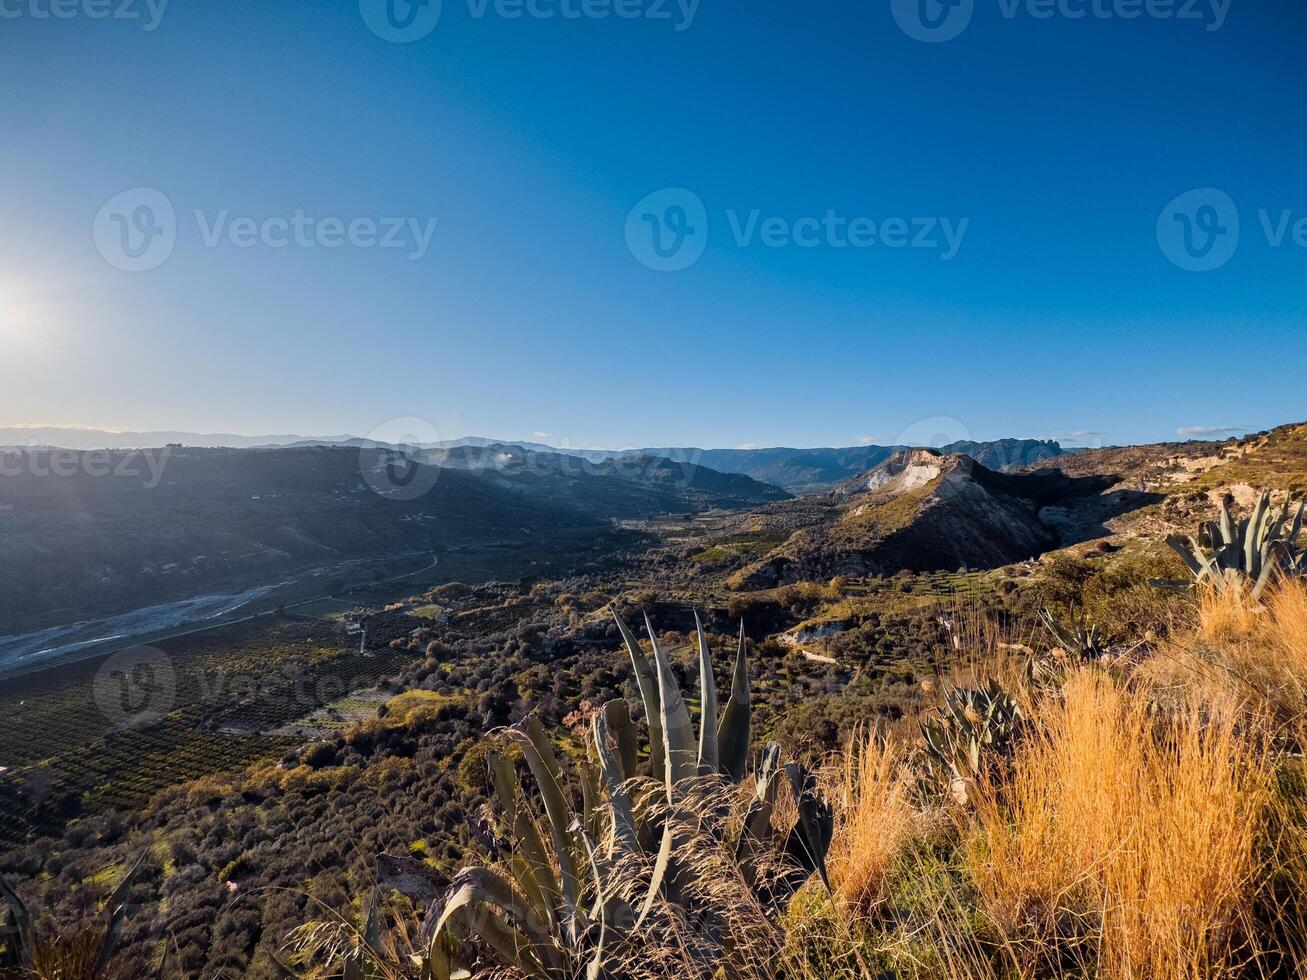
[727,449,1116,589]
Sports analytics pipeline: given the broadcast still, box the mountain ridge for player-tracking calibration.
[1,427,1066,491]
[0,444,784,634]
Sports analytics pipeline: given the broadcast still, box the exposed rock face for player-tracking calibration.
[860,451,1056,571]
[730,449,1115,588]
[849,451,943,495]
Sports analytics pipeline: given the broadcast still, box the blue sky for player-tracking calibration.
[2,0,1304,451]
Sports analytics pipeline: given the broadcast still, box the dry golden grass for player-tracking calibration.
[1138,578,1307,735]
[1267,578,1307,689]
[826,731,919,918]
[965,669,1273,979]
[1198,580,1267,646]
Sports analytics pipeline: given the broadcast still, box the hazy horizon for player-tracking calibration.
[0,416,1275,453]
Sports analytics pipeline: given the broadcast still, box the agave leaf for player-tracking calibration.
[419,941,452,980]
[612,608,665,780]
[580,758,604,845]
[1251,548,1280,601]
[1248,495,1270,579]
[781,762,833,894]
[591,704,638,853]
[716,621,752,782]
[636,816,675,929]
[503,718,582,942]
[1219,498,1236,545]
[574,823,620,980]
[693,610,719,775]
[0,871,32,967]
[361,888,384,955]
[603,699,638,781]
[432,868,558,976]
[1290,499,1305,543]
[490,752,560,923]
[1244,499,1265,567]
[736,743,781,884]
[645,613,695,787]
[91,849,149,976]
[342,892,382,980]
[743,743,782,839]
[507,853,551,937]
[1270,498,1292,542]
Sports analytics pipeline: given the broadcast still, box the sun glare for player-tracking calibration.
[0,289,50,347]
[0,302,17,344]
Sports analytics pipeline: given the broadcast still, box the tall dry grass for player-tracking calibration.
[789,583,1307,979]
[965,669,1273,978]
[1139,578,1307,737]
[826,731,919,918]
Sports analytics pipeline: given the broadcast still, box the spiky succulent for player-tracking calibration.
[1038,605,1104,661]
[921,680,1024,803]
[1026,605,1106,686]
[411,607,831,980]
[0,853,145,979]
[1151,491,1305,601]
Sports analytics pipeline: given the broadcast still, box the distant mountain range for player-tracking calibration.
[0,427,1066,491]
[0,444,785,634]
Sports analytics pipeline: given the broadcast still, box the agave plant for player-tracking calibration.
[1037,605,1104,661]
[412,608,831,980]
[0,853,145,980]
[1151,491,1305,601]
[1026,605,1106,686]
[920,680,1024,804]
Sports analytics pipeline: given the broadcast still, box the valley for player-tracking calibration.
[1,422,1304,977]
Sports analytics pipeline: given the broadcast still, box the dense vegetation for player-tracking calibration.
[4,426,1307,978]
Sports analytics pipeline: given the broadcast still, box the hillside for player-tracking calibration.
[727,449,1116,587]
[423,445,789,512]
[0,445,782,634]
[1,424,1305,978]
[578,438,1066,491]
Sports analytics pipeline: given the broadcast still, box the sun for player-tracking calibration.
[0,291,48,347]
[0,305,25,345]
